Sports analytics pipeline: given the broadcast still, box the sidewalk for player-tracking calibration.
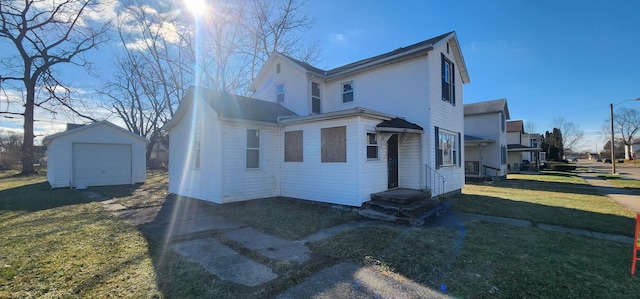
[578,172,640,213]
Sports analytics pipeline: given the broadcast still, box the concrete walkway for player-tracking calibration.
[95,165,640,297]
[578,172,640,213]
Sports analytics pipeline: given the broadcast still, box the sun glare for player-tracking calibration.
[183,0,207,15]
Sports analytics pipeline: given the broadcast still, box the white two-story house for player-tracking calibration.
[464,99,510,181]
[164,31,470,207]
[506,120,542,172]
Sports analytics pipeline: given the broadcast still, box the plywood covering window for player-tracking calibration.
[321,126,346,162]
[246,129,260,169]
[285,130,303,162]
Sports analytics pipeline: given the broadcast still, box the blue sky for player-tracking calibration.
[302,0,640,152]
[1,0,639,152]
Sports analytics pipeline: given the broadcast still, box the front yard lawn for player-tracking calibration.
[2,170,640,298]
[452,172,636,236]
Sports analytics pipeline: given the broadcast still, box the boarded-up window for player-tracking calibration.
[285,130,303,162]
[321,126,346,162]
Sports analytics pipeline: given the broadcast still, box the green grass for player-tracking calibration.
[451,172,636,236]
[310,223,640,298]
[4,169,640,298]
[603,177,640,189]
[0,173,162,298]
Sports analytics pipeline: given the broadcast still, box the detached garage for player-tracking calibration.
[43,121,149,188]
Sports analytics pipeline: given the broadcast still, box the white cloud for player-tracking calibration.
[330,33,345,43]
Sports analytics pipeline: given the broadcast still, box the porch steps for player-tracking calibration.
[359,188,450,226]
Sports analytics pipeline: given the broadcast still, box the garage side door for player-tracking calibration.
[72,143,132,187]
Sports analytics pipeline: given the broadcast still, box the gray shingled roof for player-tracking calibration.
[464,98,510,119]
[194,87,298,123]
[281,31,453,79]
[377,118,423,131]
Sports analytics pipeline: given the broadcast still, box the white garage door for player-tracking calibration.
[72,143,132,187]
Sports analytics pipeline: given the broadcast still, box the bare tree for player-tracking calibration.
[0,0,111,174]
[104,0,319,160]
[551,117,584,153]
[103,2,193,160]
[246,0,320,81]
[610,107,640,160]
[525,121,537,134]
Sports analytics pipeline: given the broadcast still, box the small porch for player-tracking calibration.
[507,144,542,173]
[359,188,450,226]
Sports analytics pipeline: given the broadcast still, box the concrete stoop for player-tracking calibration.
[359,188,451,226]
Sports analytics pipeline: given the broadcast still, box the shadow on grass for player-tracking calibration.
[0,182,93,212]
[478,178,602,196]
[451,193,635,236]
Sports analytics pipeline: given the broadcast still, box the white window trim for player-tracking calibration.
[276,83,285,103]
[342,81,354,103]
[311,81,321,114]
[194,124,201,169]
[366,132,379,160]
[246,129,260,169]
[439,129,457,167]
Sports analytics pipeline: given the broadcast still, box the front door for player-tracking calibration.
[387,134,399,188]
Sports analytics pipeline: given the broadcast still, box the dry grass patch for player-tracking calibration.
[208,197,361,240]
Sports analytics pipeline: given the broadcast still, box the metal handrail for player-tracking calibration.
[425,164,445,197]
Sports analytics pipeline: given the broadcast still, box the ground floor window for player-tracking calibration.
[246,129,260,168]
[435,127,460,168]
[284,130,303,162]
[366,132,378,159]
[321,126,346,162]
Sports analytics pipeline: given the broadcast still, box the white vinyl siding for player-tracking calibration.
[44,122,147,189]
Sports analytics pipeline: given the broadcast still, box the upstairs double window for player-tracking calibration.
[441,54,455,105]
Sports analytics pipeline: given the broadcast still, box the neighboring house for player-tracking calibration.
[506,120,541,172]
[164,31,470,207]
[43,121,149,188]
[463,99,510,181]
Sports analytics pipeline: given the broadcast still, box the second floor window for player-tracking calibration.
[441,54,455,105]
[277,84,285,102]
[312,82,321,114]
[342,81,353,103]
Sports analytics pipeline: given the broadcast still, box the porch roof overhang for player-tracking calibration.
[507,144,542,152]
[376,118,423,134]
[277,107,394,124]
[464,135,495,147]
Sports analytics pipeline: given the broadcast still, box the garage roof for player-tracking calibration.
[43,121,149,145]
